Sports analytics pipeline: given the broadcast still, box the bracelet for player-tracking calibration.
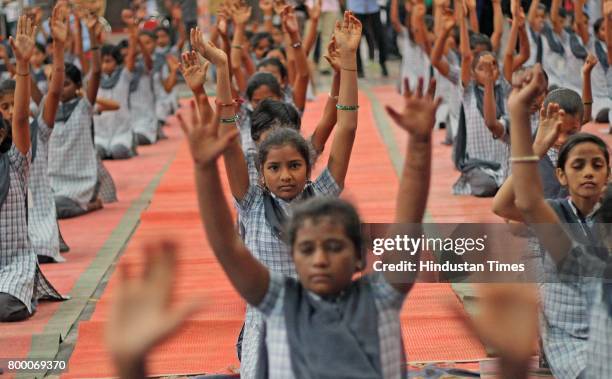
[329,93,338,101]
[220,114,239,123]
[583,101,593,105]
[341,67,358,71]
[215,98,237,107]
[232,45,243,49]
[291,41,302,48]
[336,104,359,111]
[16,71,29,77]
[263,15,272,20]
[509,155,539,163]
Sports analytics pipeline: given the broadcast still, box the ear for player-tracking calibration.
[555,167,568,186]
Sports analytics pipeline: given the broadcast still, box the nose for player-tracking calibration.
[279,167,292,182]
[312,248,329,268]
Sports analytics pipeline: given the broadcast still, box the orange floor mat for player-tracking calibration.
[64,91,487,378]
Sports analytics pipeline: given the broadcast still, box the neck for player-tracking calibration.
[570,194,599,217]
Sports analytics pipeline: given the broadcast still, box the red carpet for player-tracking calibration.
[63,91,487,378]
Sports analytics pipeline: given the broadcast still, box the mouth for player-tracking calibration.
[309,274,332,284]
[581,181,597,189]
[278,184,296,192]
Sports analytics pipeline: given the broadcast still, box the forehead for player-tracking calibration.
[259,64,280,74]
[264,144,306,162]
[252,85,276,99]
[256,38,270,47]
[567,142,607,157]
[0,93,14,105]
[295,217,348,242]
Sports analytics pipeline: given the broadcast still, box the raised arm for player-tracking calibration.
[0,44,15,76]
[459,0,473,87]
[310,37,341,154]
[481,58,505,138]
[327,11,360,188]
[412,2,432,55]
[508,65,571,261]
[229,3,251,95]
[162,54,180,93]
[384,78,441,293]
[581,54,597,123]
[74,10,89,75]
[43,3,68,128]
[491,0,503,52]
[171,5,187,52]
[178,98,269,306]
[179,49,213,125]
[283,6,310,111]
[390,0,403,32]
[492,100,564,222]
[260,0,275,33]
[431,8,455,77]
[304,0,322,55]
[9,15,35,155]
[122,10,138,72]
[527,0,541,30]
[574,0,589,45]
[550,0,562,33]
[503,0,528,82]
[466,0,479,32]
[85,13,102,105]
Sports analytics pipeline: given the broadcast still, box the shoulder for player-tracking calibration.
[312,167,342,196]
[256,271,287,316]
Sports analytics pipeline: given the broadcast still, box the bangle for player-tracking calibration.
[215,98,236,107]
[329,93,338,101]
[341,67,358,71]
[510,155,540,163]
[232,45,243,49]
[263,15,272,20]
[16,71,29,77]
[291,41,302,48]
[336,104,359,111]
[220,114,239,124]
[583,101,593,105]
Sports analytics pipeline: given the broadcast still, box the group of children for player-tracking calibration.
[0,0,611,378]
[0,0,187,321]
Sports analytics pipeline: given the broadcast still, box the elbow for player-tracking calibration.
[513,198,538,216]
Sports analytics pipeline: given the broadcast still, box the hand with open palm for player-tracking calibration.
[533,103,563,155]
[10,15,37,65]
[385,78,442,141]
[179,51,209,94]
[334,11,362,54]
[190,28,228,66]
[323,35,341,72]
[50,3,69,45]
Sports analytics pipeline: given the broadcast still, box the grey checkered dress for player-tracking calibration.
[237,104,255,153]
[257,271,407,379]
[0,146,63,313]
[29,116,61,262]
[96,155,117,203]
[94,68,135,153]
[48,98,98,211]
[538,200,602,379]
[235,167,341,378]
[452,79,511,195]
[556,244,610,379]
[130,71,158,144]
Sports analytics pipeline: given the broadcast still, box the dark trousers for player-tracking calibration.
[354,11,387,74]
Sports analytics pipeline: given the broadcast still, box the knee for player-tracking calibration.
[0,293,32,322]
[55,196,87,219]
[135,133,153,146]
[96,145,109,160]
[110,144,135,160]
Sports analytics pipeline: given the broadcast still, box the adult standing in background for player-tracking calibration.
[344,0,388,77]
[307,0,340,74]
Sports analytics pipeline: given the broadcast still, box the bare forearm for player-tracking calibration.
[504,25,520,82]
[431,28,451,77]
[304,17,319,55]
[468,7,479,32]
[396,137,431,223]
[582,70,593,123]
[515,26,530,68]
[126,28,137,71]
[491,2,503,51]
[43,44,66,127]
[13,61,31,154]
[311,72,339,153]
[483,82,504,137]
[290,32,310,110]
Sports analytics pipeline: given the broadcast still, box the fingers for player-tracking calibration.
[385,105,402,126]
[416,77,424,98]
[426,78,437,100]
[402,78,412,99]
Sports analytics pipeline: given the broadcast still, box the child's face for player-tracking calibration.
[61,78,79,102]
[473,54,499,85]
[552,15,566,31]
[139,35,156,55]
[101,54,118,75]
[261,144,308,200]
[533,9,546,33]
[573,17,588,34]
[597,22,606,41]
[266,49,286,65]
[554,114,581,149]
[0,93,14,122]
[253,39,271,59]
[31,48,46,67]
[258,64,284,86]
[271,28,283,45]
[250,84,280,109]
[292,216,360,296]
[557,142,610,201]
[156,30,171,48]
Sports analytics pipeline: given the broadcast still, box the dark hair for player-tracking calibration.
[594,17,604,35]
[101,44,123,65]
[557,132,610,170]
[597,183,612,223]
[469,33,493,52]
[154,26,171,36]
[557,7,567,19]
[251,99,301,142]
[246,72,283,101]
[250,32,273,50]
[257,127,313,176]
[0,79,16,96]
[471,50,496,71]
[265,47,287,59]
[286,197,363,264]
[65,63,83,87]
[514,65,550,86]
[34,42,46,54]
[139,30,157,40]
[543,88,584,119]
[257,57,288,81]
[117,39,129,50]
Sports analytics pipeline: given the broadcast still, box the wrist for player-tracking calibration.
[16,61,30,71]
[532,142,548,158]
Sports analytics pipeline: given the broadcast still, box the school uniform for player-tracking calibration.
[31,66,48,94]
[398,26,431,93]
[237,103,256,153]
[153,46,179,125]
[94,67,136,159]
[255,271,407,378]
[0,145,63,321]
[541,24,568,89]
[235,168,341,378]
[452,78,511,197]
[561,28,589,94]
[591,39,612,117]
[525,24,543,67]
[28,108,61,262]
[130,60,158,146]
[49,97,99,218]
[434,57,461,138]
[538,199,602,379]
